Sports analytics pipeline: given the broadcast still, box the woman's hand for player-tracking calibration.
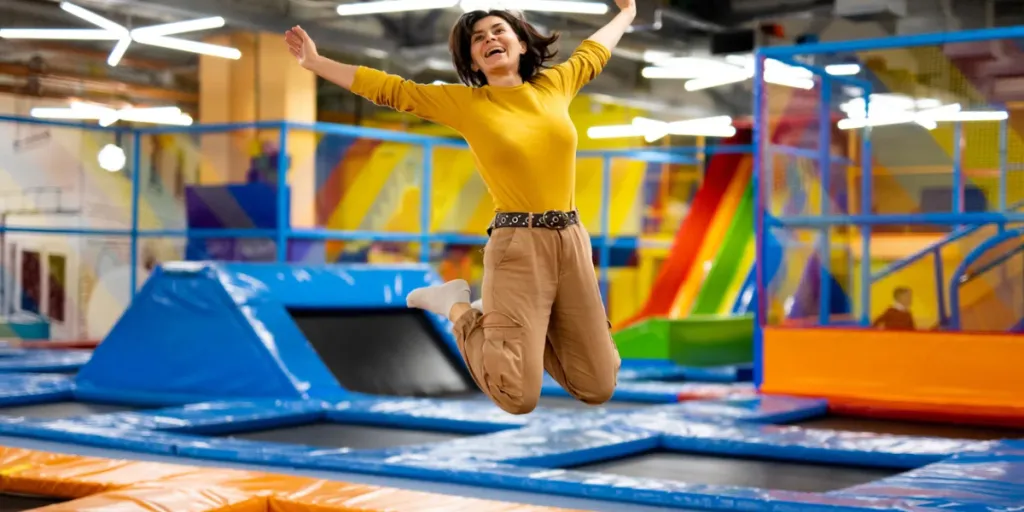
[615,0,636,16]
[285,26,319,69]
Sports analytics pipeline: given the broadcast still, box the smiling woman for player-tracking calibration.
[447,10,559,88]
[284,1,638,418]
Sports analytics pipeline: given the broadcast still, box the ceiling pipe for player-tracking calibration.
[0,62,197,104]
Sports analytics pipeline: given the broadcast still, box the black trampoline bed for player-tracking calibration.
[0,401,140,420]
[790,414,1024,440]
[288,308,654,411]
[216,420,470,450]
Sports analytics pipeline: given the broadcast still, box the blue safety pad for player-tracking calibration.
[543,378,689,403]
[0,418,198,455]
[831,440,1024,508]
[72,399,329,435]
[618,361,754,383]
[630,396,829,424]
[326,398,527,434]
[644,417,993,470]
[74,263,457,406]
[0,350,91,373]
[0,348,28,357]
[0,373,75,407]
[343,419,660,468]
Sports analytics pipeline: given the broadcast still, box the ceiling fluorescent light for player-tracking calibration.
[685,72,751,91]
[825,63,861,76]
[459,0,608,13]
[338,0,458,16]
[0,28,117,40]
[0,2,239,66]
[589,116,736,141]
[32,102,193,126]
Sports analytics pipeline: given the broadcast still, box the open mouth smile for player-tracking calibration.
[485,47,506,57]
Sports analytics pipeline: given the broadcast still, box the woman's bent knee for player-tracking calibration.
[574,379,616,406]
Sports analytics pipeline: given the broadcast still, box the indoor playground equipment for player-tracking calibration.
[1,26,1024,510]
[611,118,831,372]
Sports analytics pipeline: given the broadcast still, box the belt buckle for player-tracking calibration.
[539,210,570,229]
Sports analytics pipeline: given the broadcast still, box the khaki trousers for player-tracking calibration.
[452,222,621,415]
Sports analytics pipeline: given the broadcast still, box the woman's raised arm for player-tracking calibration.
[587,0,636,51]
[285,26,467,130]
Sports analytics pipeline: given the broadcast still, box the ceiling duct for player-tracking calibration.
[834,0,907,21]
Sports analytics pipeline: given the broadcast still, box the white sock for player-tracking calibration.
[406,279,471,318]
[471,299,483,312]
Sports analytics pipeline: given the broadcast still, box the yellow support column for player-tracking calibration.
[199,31,317,228]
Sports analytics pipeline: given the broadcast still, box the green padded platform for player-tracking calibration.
[613,315,754,367]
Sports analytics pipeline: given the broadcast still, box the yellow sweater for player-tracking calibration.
[350,39,611,213]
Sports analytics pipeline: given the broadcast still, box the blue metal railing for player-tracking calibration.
[0,116,727,309]
[948,227,1024,329]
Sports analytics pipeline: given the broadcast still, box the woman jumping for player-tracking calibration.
[286,1,636,414]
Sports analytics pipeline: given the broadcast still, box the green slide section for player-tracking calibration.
[614,316,754,366]
[691,184,755,315]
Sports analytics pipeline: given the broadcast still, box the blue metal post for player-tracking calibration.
[275,125,290,262]
[600,155,612,309]
[421,144,434,263]
[752,52,766,388]
[818,74,832,326]
[999,117,1008,213]
[859,92,872,326]
[933,248,947,326]
[952,121,964,217]
[128,131,142,299]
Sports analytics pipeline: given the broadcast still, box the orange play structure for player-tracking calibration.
[0,445,580,511]
[760,327,1024,427]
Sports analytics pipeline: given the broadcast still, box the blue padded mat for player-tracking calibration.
[0,350,91,373]
[629,395,829,424]
[74,399,329,435]
[327,397,528,434]
[0,373,75,406]
[618,362,754,383]
[542,377,754,403]
[832,439,1024,507]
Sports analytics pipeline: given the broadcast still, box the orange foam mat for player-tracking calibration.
[0,446,586,512]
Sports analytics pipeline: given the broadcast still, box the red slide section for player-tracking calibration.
[616,132,751,330]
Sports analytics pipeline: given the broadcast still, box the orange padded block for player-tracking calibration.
[0,447,81,476]
[270,479,585,512]
[30,485,268,512]
[4,458,195,498]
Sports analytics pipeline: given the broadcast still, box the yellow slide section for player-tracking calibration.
[328,143,409,231]
[718,237,756,315]
[669,159,752,317]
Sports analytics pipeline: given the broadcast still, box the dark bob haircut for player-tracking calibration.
[448,10,560,87]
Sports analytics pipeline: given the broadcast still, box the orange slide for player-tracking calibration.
[0,445,582,511]
[617,131,752,329]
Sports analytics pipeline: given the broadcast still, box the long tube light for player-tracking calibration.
[338,0,609,16]
[31,101,194,126]
[0,2,240,67]
[589,116,736,142]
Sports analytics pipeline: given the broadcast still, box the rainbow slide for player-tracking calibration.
[613,135,759,368]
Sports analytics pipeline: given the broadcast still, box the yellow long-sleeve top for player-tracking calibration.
[350,39,611,213]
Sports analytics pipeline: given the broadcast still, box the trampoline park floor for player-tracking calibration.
[0,435,694,512]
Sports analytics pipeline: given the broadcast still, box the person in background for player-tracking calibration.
[872,286,915,330]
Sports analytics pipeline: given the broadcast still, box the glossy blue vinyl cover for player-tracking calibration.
[73,262,455,405]
[0,350,92,373]
[0,373,75,406]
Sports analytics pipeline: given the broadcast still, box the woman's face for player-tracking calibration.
[469,15,526,76]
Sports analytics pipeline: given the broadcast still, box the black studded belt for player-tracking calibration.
[488,210,579,235]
